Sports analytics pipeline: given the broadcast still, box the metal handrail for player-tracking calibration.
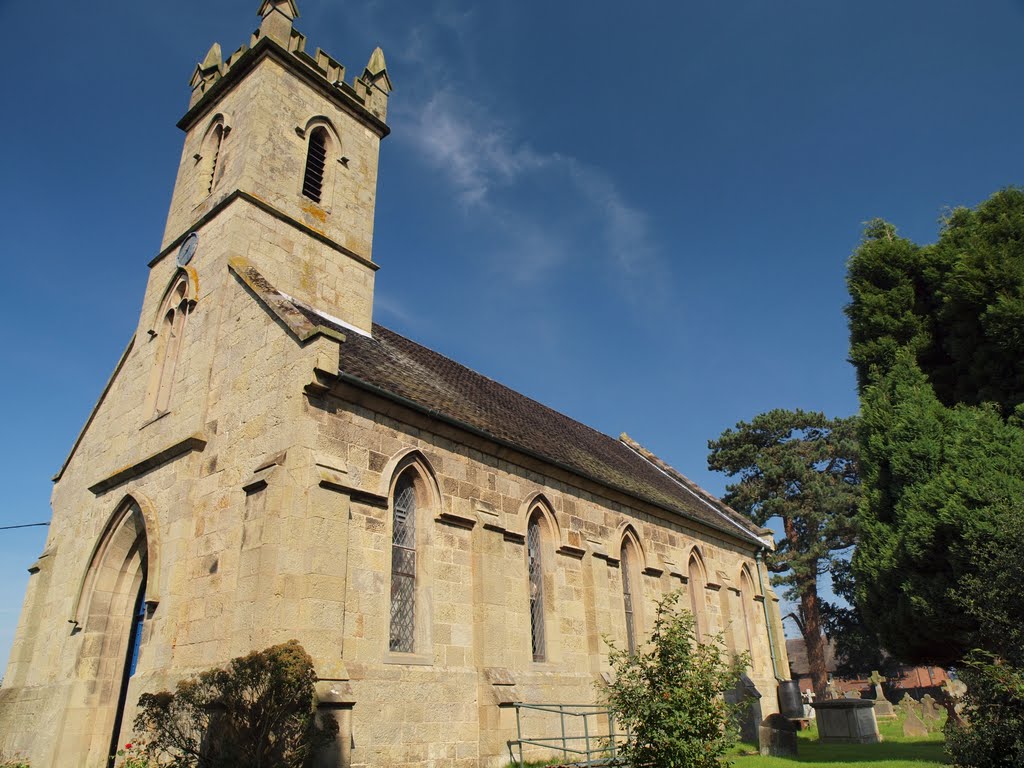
[507,702,628,767]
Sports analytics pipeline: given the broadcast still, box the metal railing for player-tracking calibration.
[507,702,627,767]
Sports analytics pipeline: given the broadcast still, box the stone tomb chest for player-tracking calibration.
[811,699,881,744]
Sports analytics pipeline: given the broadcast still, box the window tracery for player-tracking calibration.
[145,272,191,419]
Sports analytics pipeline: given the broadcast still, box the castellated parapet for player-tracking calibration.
[189,1,391,120]
[161,0,392,336]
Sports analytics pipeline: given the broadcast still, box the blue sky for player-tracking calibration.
[1,0,1023,672]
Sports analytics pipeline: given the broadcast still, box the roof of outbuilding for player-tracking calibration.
[228,256,768,547]
[786,638,840,677]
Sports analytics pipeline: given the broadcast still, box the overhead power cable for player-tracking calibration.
[0,522,50,531]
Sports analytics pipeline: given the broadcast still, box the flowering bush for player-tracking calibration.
[114,742,152,768]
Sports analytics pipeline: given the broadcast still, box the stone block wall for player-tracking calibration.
[305,382,787,767]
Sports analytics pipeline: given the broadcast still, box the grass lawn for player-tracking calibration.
[730,715,947,768]
[506,713,947,768]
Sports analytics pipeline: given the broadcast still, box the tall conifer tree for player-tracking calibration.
[847,188,1024,665]
[708,410,859,695]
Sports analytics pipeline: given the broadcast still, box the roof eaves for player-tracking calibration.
[331,367,766,549]
[618,433,771,549]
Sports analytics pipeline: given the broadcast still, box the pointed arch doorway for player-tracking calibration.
[62,498,153,766]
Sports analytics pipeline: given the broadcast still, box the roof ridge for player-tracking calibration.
[618,433,770,543]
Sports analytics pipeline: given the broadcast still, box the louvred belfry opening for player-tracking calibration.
[302,127,327,203]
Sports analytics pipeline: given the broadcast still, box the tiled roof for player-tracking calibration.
[229,257,767,547]
[314,316,766,547]
[786,638,839,676]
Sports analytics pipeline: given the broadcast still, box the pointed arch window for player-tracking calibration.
[301,127,328,203]
[198,117,228,199]
[527,513,547,662]
[389,473,417,653]
[145,271,192,419]
[688,554,707,643]
[206,123,224,193]
[621,540,638,655]
[740,568,757,667]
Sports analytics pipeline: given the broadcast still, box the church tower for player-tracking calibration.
[0,6,393,766]
[1,4,791,767]
[161,0,391,334]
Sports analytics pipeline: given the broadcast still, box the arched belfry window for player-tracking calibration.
[688,553,707,643]
[527,512,547,662]
[145,271,192,419]
[206,123,224,193]
[301,127,328,203]
[198,117,227,198]
[389,473,417,653]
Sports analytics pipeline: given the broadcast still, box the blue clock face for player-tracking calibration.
[177,233,198,267]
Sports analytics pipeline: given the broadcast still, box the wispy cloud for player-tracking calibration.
[333,2,668,301]
[373,292,418,326]
[408,89,545,206]
[398,87,664,295]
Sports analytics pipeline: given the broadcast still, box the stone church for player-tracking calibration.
[0,3,790,766]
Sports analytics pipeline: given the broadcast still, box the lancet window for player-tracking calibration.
[389,473,417,653]
[527,513,547,662]
[145,271,191,418]
[688,553,707,643]
[740,567,757,666]
[621,540,638,655]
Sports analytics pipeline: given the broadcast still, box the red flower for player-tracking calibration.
[124,743,133,750]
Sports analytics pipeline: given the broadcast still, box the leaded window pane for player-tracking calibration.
[527,517,546,662]
[390,479,416,653]
[622,545,636,655]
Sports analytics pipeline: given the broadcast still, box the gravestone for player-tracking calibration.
[942,678,967,718]
[921,693,940,721]
[759,713,798,757]
[903,710,928,738]
[843,689,862,699]
[802,689,816,719]
[726,674,762,745]
[869,670,895,718]
[899,693,923,719]
[812,699,882,744]
[825,680,840,700]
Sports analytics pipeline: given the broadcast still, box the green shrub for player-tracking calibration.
[601,591,750,768]
[131,639,337,768]
[946,651,1024,767]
